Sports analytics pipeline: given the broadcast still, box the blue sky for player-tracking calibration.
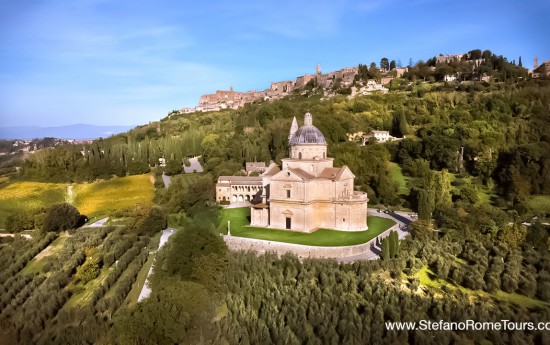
[1,0,549,127]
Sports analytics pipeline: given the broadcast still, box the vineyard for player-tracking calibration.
[0,174,155,229]
[0,224,155,344]
[0,181,66,228]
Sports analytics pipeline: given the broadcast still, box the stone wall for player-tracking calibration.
[223,223,399,259]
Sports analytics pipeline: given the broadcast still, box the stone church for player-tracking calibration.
[250,113,369,232]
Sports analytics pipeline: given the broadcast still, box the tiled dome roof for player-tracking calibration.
[290,125,326,145]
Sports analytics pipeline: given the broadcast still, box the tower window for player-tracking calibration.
[287,190,291,198]
[299,152,302,160]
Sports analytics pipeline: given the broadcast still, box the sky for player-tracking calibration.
[1,0,549,128]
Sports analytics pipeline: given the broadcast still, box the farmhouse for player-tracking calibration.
[362,130,394,144]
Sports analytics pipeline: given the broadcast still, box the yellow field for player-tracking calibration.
[73,174,154,218]
[0,181,66,228]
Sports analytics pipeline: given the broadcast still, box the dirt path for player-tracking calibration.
[138,228,176,302]
[66,185,75,204]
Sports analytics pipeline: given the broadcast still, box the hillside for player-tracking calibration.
[1,50,550,344]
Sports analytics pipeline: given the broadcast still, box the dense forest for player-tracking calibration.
[1,51,550,344]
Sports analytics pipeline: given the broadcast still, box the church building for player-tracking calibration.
[250,113,369,232]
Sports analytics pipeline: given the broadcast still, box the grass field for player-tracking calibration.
[73,174,154,218]
[22,234,67,275]
[65,267,112,308]
[123,231,161,306]
[528,195,550,214]
[218,207,395,246]
[414,266,547,309]
[448,174,495,205]
[124,254,154,306]
[389,163,409,195]
[0,181,66,228]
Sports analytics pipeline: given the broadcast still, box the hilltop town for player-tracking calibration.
[178,64,395,113]
[177,52,549,114]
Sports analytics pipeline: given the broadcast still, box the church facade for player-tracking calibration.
[250,113,369,232]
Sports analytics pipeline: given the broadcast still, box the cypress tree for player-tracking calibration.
[417,189,433,220]
[399,111,409,136]
[381,237,390,261]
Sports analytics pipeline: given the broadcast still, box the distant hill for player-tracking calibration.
[0,124,135,140]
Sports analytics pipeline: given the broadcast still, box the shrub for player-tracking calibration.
[127,161,150,175]
[132,206,167,236]
[5,213,34,233]
[43,203,81,232]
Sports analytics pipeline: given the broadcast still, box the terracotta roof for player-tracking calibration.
[318,167,342,179]
[318,166,353,181]
[289,168,315,181]
[262,163,281,177]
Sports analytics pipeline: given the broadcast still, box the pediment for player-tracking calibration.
[270,168,307,182]
[337,165,355,180]
[282,209,293,216]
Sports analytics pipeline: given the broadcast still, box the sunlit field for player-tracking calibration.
[73,174,154,218]
[0,181,66,228]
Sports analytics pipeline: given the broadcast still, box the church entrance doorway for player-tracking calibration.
[285,217,291,229]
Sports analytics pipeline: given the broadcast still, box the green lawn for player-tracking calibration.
[218,207,395,246]
[389,162,409,195]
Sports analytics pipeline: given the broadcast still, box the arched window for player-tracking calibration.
[323,152,325,159]
[299,152,302,160]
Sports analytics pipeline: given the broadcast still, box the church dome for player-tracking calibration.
[290,125,326,145]
[289,112,326,145]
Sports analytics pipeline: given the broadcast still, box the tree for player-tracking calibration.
[433,169,452,209]
[458,183,480,204]
[164,160,182,176]
[380,58,389,71]
[390,60,396,70]
[133,206,167,236]
[127,161,150,175]
[75,249,101,284]
[468,49,482,60]
[417,189,433,220]
[388,230,399,258]
[381,237,390,260]
[408,58,414,67]
[5,213,34,233]
[43,203,80,232]
[398,111,409,137]
[518,56,522,67]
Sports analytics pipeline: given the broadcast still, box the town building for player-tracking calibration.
[362,130,394,144]
[250,113,369,232]
[533,59,550,78]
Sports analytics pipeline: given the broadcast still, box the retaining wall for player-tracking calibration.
[223,224,399,259]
